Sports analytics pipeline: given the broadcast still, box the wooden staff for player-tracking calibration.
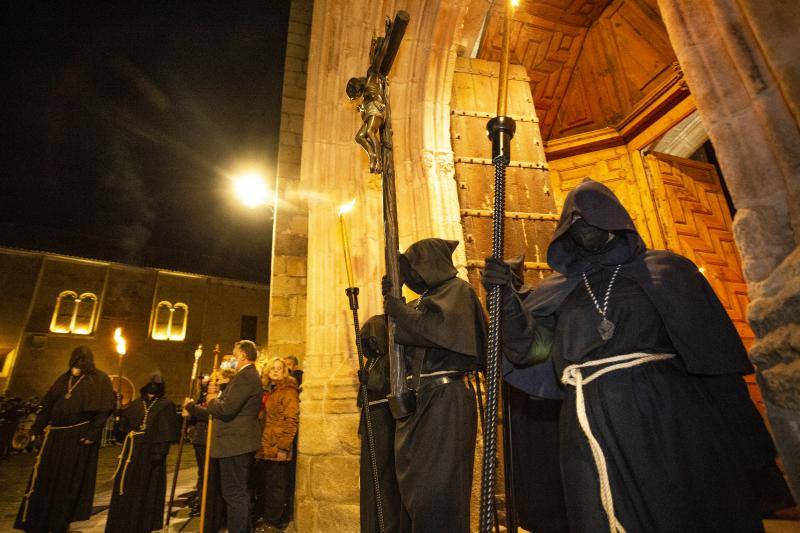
[480,1,517,532]
[198,344,220,533]
[165,345,203,527]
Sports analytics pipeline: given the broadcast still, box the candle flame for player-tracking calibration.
[338,198,356,216]
[511,0,519,7]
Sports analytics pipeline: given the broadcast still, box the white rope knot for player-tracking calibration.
[561,352,676,533]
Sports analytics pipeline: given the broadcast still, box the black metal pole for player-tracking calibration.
[347,287,386,533]
[479,116,516,533]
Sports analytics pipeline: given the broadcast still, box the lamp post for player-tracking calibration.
[113,327,127,410]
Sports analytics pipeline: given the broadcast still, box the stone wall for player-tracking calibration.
[657,0,800,497]
[266,0,313,363]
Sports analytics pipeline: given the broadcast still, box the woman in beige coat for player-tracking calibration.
[253,358,299,531]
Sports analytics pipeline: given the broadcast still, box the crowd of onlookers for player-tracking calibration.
[180,349,303,533]
[0,395,40,458]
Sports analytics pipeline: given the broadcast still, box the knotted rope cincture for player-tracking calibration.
[21,420,90,522]
[111,430,145,495]
[561,352,676,533]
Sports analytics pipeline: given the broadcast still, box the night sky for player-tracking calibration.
[1,2,291,283]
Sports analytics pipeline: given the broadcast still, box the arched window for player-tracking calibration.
[151,301,189,341]
[50,291,98,335]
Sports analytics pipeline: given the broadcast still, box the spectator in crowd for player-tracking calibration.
[283,356,303,386]
[186,341,262,533]
[253,357,299,532]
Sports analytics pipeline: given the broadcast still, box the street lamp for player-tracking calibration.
[114,327,127,409]
[233,171,270,209]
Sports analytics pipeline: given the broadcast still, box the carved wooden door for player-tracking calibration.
[646,151,763,407]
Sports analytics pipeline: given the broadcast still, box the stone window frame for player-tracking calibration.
[151,300,189,341]
[49,290,98,335]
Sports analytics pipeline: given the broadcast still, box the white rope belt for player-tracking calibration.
[561,352,676,533]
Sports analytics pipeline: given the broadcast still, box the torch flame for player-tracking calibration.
[338,198,356,216]
[114,327,127,356]
[511,0,519,7]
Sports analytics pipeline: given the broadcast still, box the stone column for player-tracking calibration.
[294,1,476,530]
[266,0,314,363]
[657,0,800,496]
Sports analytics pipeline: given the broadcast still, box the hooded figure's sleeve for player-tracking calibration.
[500,289,555,367]
[384,296,442,348]
[31,379,62,435]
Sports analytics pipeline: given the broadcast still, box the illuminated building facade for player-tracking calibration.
[0,246,268,399]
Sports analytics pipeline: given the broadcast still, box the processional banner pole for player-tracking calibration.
[480,1,517,532]
[198,344,220,533]
[165,344,203,527]
[339,200,386,533]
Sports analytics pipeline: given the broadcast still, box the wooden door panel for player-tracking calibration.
[646,152,754,349]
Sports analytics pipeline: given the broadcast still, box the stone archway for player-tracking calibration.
[293,2,486,530]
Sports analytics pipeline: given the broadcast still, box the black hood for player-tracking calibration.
[360,315,387,360]
[547,179,645,276]
[69,346,96,374]
[140,372,166,398]
[400,238,459,291]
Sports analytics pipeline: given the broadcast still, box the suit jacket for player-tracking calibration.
[188,364,262,458]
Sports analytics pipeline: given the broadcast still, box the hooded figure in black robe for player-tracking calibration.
[383,238,487,533]
[15,346,115,533]
[484,179,793,532]
[106,372,180,533]
[358,315,403,533]
[492,257,570,533]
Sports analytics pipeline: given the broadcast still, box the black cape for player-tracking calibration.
[15,349,115,532]
[503,179,752,398]
[385,238,487,372]
[106,377,180,533]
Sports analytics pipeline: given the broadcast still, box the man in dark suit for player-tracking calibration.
[186,340,262,533]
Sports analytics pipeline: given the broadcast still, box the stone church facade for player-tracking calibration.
[267,0,799,530]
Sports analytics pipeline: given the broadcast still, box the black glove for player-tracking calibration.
[482,257,513,291]
[381,275,392,297]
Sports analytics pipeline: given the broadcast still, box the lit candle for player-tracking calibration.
[338,199,356,287]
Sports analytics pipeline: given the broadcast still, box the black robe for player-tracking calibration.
[501,179,793,532]
[384,238,486,533]
[358,315,402,533]
[105,396,180,533]
[15,367,115,532]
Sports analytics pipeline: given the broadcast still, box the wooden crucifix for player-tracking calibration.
[346,10,414,420]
